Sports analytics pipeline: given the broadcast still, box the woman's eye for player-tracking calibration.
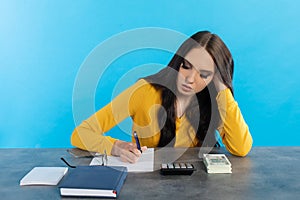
[181,64,191,69]
[200,74,209,79]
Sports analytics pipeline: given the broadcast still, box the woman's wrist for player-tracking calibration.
[111,140,122,156]
[212,71,228,92]
[214,81,227,92]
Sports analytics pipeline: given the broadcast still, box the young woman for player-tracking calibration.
[71,31,253,163]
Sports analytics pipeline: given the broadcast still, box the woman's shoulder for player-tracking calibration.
[128,79,161,100]
[128,79,161,109]
[132,78,159,93]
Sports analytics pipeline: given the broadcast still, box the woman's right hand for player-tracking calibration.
[111,140,147,163]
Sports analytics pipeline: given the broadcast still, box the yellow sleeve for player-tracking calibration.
[71,80,146,155]
[216,88,253,156]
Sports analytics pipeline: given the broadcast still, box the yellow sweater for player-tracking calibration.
[71,79,252,156]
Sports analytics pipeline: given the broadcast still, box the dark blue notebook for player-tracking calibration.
[59,166,127,198]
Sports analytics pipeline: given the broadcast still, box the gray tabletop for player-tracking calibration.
[0,147,300,200]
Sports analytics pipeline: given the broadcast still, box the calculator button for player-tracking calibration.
[161,164,168,169]
[167,163,174,169]
[179,163,186,168]
[186,163,193,168]
[174,163,180,168]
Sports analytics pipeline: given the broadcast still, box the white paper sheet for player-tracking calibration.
[90,148,154,172]
[20,167,68,186]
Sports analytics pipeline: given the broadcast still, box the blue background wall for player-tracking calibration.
[1,0,299,148]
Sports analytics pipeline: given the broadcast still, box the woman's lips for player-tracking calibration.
[181,84,193,92]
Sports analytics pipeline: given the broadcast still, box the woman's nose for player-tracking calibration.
[185,69,198,83]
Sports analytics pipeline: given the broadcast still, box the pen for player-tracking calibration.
[133,131,142,153]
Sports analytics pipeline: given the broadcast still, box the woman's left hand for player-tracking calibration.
[213,70,228,92]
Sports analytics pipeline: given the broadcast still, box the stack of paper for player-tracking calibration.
[20,167,68,186]
[203,154,232,174]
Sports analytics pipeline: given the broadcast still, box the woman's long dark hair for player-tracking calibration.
[143,31,234,147]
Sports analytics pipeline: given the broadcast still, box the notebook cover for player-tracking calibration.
[59,166,127,197]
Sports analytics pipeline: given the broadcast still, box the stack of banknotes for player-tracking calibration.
[203,154,232,174]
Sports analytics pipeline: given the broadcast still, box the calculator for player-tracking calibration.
[160,163,196,175]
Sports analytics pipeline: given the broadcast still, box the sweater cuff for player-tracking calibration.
[216,88,234,107]
[104,136,118,156]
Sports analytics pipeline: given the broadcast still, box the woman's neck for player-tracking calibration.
[176,94,192,118]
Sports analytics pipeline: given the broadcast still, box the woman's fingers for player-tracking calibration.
[111,140,147,163]
[120,150,139,163]
[141,146,148,153]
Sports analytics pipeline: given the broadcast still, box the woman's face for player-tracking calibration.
[177,47,215,96]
